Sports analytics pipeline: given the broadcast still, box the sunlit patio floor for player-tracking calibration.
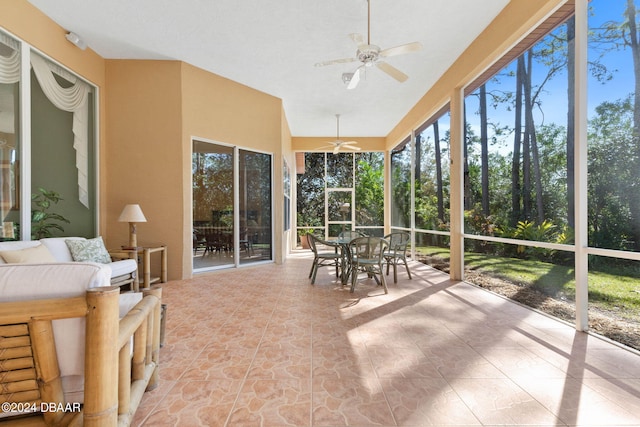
[134,250,640,426]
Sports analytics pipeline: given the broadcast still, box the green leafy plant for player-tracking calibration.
[31,188,70,239]
[297,227,314,236]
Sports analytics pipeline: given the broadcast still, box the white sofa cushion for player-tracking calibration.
[110,258,138,277]
[0,262,141,403]
[1,237,137,281]
[40,237,85,262]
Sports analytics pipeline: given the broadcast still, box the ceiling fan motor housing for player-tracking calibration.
[357,45,380,64]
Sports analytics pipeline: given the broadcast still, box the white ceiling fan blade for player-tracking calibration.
[349,33,366,49]
[341,144,361,151]
[333,145,340,154]
[347,67,361,90]
[315,57,358,67]
[380,41,423,58]
[314,144,335,151]
[376,61,409,82]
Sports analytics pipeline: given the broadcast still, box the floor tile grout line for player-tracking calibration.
[222,280,287,427]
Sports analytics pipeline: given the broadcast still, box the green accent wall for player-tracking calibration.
[30,71,96,238]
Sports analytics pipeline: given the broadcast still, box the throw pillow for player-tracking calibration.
[0,244,57,263]
[65,236,112,264]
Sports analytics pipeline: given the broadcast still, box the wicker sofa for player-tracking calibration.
[0,262,162,426]
[0,237,138,291]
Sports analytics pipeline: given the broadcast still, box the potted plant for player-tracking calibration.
[298,228,314,249]
[31,188,70,239]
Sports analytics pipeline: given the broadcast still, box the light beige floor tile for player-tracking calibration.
[380,378,481,426]
[143,253,640,427]
[512,377,640,426]
[448,378,564,425]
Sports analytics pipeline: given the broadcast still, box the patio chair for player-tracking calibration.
[383,232,412,283]
[349,236,388,293]
[307,233,343,284]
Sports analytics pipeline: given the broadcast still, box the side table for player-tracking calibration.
[109,245,167,290]
[141,245,168,289]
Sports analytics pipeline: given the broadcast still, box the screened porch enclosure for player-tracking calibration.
[294,0,640,352]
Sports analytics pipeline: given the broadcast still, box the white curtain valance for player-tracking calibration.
[0,49,20,84]
[31,53,91,208]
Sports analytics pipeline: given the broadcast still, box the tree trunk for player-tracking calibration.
[511,58,523,227]
[434,120,444,222]
[415,133,422,189]
[524,50,545,223]
[480,84,490,216]
[566,16,576,229]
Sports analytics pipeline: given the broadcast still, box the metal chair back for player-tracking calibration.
[348,236,388,293]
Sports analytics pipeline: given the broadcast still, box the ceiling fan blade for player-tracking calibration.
[380,41,423,58]
[333,145,340,154]
[315,144,335,151]
[341,145,361,151]
[349,33,366,48]
[315,57,358,67]
[376,61,409,82]
[342,140,358,145]
[347,67,361,90]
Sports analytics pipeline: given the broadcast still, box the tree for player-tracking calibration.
[433,120,445,222]
[480,84,490,216]
[296,153,325,228]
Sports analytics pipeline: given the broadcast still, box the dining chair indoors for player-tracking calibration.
[307,233,343,284]
[349,236,389,294]
[383,232,412,283]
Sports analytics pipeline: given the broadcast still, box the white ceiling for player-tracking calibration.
[27,0,509,138]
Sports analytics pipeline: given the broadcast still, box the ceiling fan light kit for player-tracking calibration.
[315,0,422,89]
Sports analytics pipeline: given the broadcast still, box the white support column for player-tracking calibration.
[449,88,465,281]
[410,130,416,259]
[19,43,30,240]
[384,150,391,235]
[574,0,589,331]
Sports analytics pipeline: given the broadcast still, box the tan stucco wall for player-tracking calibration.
[280,107,293,262]
[180,62,287,272]
[104,60,184,278]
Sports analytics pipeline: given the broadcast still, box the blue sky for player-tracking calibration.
[415,0,637,155]
[460,0,637,151]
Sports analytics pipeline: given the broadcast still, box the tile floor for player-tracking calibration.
[134,250,640,426]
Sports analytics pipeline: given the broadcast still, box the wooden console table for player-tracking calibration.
[109,245,167,290]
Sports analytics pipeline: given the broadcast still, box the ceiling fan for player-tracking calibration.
[316,114,361,153]
[315,0,422,89]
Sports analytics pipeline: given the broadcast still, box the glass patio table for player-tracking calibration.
[328,237,354,285]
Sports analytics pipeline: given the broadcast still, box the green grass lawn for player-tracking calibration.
[415,245,640,320]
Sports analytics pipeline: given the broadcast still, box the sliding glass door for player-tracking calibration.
[192,140,272,271]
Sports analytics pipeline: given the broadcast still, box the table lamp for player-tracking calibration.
[118,204,147,249]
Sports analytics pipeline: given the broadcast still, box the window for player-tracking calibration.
[0,32,20,240]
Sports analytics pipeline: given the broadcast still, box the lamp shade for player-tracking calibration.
[118,204,147,223]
